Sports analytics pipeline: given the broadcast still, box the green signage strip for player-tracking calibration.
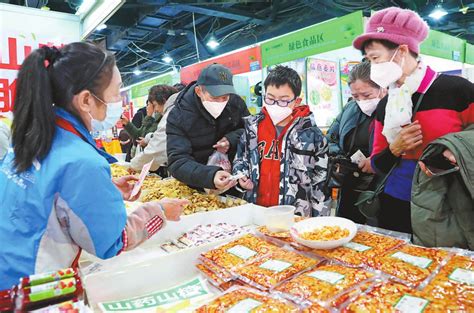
[98,277,210,312]
[131,73,173,99]
[261,11,364,67]
[420,30,466,62]
[466,43,474,65]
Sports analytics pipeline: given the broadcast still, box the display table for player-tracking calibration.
[81,205,473,312]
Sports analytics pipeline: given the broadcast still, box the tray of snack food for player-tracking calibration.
[309,230,407,267]
[234,248,320,291]
[195,287,299,313]
[342,280,452,313]
[365,244,450,288]
[421,254,473,311]
[275,264,375,308]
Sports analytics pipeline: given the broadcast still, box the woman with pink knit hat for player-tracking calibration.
[353,7,474,234]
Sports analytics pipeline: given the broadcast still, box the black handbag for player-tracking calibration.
[326,113,373,190]
[355,91,427,218]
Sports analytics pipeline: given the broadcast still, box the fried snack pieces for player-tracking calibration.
[276,264,374,308]
[141,178,246,215]
[310,231,405,267]
[422,255,473,311]
[201,235,279,272]
[343,281,450,313]
[110,164,130,178]
[195,288,298,313]
[366,245,449,287]
[300,226,349,241]
[235,249,320,290]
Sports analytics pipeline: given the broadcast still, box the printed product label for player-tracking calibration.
[394,294,429,313]
[307,270,345,285]
[258,260,292,273]
[448,268,474,285]
[343,242,372,252]
[391,252,432,269]
[227,245,257,260]
[227,298,262,313]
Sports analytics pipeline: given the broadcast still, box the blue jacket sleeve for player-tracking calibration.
[59,158,127,259]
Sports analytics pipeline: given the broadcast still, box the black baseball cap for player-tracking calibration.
[197,63,236,97]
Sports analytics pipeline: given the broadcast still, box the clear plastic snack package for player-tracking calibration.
[421,253,473,311]
[342,281,454,313]
[234,248,320,291]
[275,263,376,309]
[195,263,246,292]
[307,229,406,268]
[194,287,299,313]
[200,234,280,273]
[199,257,235,283]
[366,244,450,288]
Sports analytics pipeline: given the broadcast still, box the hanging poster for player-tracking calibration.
[340,60,360,106]
[306,58,341,127]
[267,58,307,103]
[0,4,80,118]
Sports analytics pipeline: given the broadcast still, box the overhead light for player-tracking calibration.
[133,68,142,76]
[429,5,448,20]
[75,0,96,16]
[162,54,173,63]
[206,35,220,50]
[96,24,107,31]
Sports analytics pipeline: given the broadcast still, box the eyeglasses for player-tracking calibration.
[263,95,297,107]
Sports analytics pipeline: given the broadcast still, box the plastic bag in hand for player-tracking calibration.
[207,150,231,173]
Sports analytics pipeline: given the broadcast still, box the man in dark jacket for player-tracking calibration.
[167,64,250,191]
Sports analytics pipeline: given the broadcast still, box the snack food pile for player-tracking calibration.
[299,226,350,241]
[140,178,247,215]
[194,232,473,312]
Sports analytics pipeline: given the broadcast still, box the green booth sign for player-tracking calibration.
[466,43,474,65]
[421,30,466,62]
[261,11,364,67]
[131,73,173,99]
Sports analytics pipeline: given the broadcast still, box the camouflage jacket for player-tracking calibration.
[233,111,330,217]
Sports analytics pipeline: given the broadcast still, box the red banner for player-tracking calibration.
[180,46,261,84]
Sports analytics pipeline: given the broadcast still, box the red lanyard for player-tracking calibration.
[55,116,85,141]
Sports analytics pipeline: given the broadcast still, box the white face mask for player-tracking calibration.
[265,104,292,125]
[202,100,228,119]
[89,96,123,132]
[356,89,382,116]
[370,49,404,88]
[356,98,380,116]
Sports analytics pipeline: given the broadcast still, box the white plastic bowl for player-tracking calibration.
[263,205,295,232]
[290,217,357,250]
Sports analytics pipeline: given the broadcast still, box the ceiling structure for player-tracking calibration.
[4,0,474,85]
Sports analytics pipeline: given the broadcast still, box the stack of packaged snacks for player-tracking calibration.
[342,281,449,313]
[10,268,84,312]
[366,244,450,288]
[275,264,375,309]
[161,223,250,253]
[308,230,406,267]
[195,287,299,312]
[420,254,473,311]
[234,249,320,291]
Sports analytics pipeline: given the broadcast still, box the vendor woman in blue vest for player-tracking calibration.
[327,61,387,224]
[0,42,188,289]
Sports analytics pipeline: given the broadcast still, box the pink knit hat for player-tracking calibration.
[353,7,429,54]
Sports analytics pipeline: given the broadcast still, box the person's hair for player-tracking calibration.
[12,42,116,173]
[361,39,418,58]
[348,61,379,89]
[173,83,186,92]
[148,85,178,105]
[264,65,302,98]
